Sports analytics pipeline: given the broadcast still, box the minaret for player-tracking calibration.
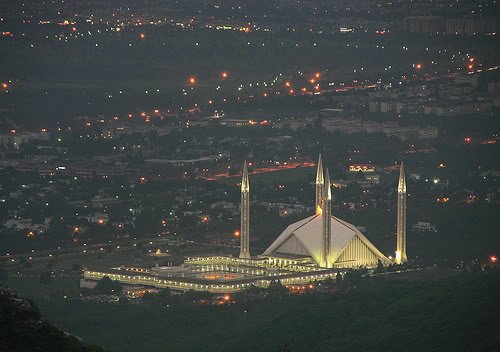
[315,154,324,214]
[322,169,332,268]
[239,161,251,259]
[395,161,407,264]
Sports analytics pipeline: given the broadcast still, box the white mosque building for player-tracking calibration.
[83,155,407,293]
[259,155,397,269]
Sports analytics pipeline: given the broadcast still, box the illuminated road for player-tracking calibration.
[200,161,315,181]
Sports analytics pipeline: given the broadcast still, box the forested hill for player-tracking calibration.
[0,286,105,352]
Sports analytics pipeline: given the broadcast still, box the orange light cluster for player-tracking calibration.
[286,284,314,292]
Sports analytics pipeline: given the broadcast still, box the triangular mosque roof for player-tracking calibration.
[263,214,388,265]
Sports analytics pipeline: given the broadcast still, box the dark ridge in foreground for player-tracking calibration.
[0,286,105,352]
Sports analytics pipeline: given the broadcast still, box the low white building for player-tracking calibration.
[412,221,437,232]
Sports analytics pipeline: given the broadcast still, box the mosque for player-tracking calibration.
[83,156,408,293]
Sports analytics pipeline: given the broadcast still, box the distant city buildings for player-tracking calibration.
[321,117,438,141]
[0,130,50,149]
[403,15,497,35]
[412,221,438,232]
[423,101,492,116]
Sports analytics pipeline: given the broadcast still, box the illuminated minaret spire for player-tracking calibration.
[315,154,324,214]
[396,161,407,264]
[239,161,251,259]
[322,168,332,268]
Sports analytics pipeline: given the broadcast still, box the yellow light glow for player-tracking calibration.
[316,205,322,215]
[395,251,401,264]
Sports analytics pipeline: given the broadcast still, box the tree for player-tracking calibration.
[335,271,343,286]
[344,270,363,287]
[94,276,122,295]
[141,292,156,302]
[72,263,82,272]
[158,288,172,304]
[375,259,385,274]
[323,277,334,287]
[267,280,288,299]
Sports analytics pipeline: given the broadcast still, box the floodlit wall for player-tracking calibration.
[83,269,338,293]
[334,236,380,268]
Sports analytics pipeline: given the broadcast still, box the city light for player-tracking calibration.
[1,3,497,343]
